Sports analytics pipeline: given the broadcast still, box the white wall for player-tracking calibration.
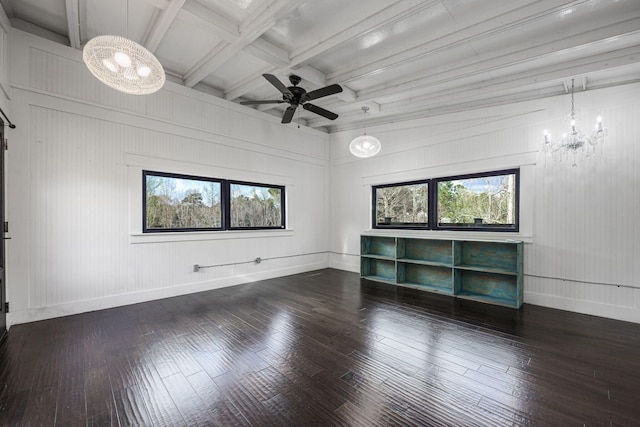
[5,30,331,326]
[329,83,640,324]
[5,24,640,327]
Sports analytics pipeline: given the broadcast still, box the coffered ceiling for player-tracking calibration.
[2,0,640,132]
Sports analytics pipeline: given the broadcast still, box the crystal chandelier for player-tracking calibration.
[83,35,165,95]
[350,106,381,158]
[543,78,606,166]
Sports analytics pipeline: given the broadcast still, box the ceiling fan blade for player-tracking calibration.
[303,103,339,120]
[240,100,285,105]
[263,74,293,97]
[281,105,297,124]
[304,84,343,102]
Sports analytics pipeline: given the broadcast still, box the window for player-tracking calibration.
[143,171,285,232]
[228,181,285,230]
[143,171,223,232]
[373,181,429,228]
[373,169,519,232]
[436,169,518,231]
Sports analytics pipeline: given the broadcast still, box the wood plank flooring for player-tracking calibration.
[1,268,639,426]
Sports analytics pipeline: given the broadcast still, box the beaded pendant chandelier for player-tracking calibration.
[83,35,165,95]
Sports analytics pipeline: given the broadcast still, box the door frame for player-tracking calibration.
[0,118,7,344]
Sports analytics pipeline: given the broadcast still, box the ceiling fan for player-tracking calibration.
[241,74,343,124]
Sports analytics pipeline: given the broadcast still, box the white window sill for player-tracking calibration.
[130,229,294,244]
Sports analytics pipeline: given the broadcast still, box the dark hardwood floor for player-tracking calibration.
[1,268,639,426]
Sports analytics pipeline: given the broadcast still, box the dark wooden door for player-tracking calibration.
[0,120,6,342]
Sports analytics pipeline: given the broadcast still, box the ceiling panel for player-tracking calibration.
[154,10,228,76]
[206,50,270,91]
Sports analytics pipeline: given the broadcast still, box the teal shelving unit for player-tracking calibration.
[360,235,523,309]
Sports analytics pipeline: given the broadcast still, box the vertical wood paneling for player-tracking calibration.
[24,101,329,312]
[331,83,640,323]
[8,35,331,321]
[28,48,146,115]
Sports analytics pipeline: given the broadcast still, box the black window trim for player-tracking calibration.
[372,168,520,232]
[371,179,431,230]
[227,179,286,231]
[143,170,286,233]
[434,168,519,232]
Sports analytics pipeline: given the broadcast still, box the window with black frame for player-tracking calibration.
[373,180,429,228]
[228,181,285,230]
[143,171,285,232]
[144,171,223,232]
[373,169,519,232]
[436,169,518,231]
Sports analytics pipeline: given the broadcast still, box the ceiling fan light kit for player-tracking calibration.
[83,35,165,95]
[242,74,343,123]
[350,106,381,158]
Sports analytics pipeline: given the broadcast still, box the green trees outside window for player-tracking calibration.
[437,174,517,228]
[374,182,429,227]
[145,173,222,230]
[229,183,283,229]
[373,169,518,231]
[143,171,285,232]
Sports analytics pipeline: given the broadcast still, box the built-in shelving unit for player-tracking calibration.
[360,235,523,308]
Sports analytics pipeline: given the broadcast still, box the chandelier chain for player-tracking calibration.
[570,79,575,118]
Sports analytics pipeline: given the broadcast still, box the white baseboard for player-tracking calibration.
[524,292,640,324]
[7,261,327,327]
[329,260,359,273]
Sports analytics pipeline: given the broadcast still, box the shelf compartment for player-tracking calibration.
[361,236,396,259]
[397,262,453,294]
[396,259,451,268]
[398,238,452,265]
[454,265,517,276]
[454,241,519,273]
[361,257,396,283]
[454,269,521,308]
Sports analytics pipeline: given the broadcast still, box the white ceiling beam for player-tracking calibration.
[65,0,81,49]
[355,30,640,104]
[306,41,640,129]
[11,18,69,45]
[186,40,229,81]
[182,0,239,42]
[325,45,640,128]
[328,0,637,84]
[224,65,279,100]
[142,0,169,9]
[290,0,440,68]
[192,82,224,98]
[184,0,303,88]
[336,85,356,102]
[243,38,290,68]
[142,0,185,52]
